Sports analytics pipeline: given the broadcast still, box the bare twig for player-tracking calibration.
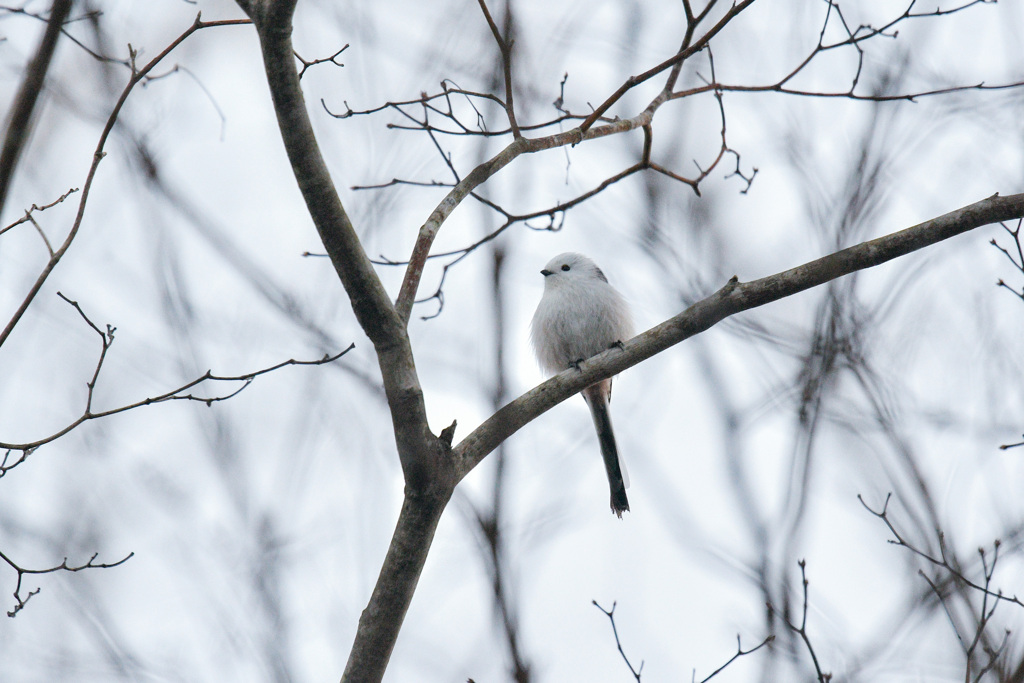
[295,44,348,79]
[0,187,78,255]
[992,219,1024,302]
[771,560,831,683]
[999,436,1024,451]
[593,601,643,681]
[0,292,354,462]
[477,0,520,138]
[668,0,1018,104]
[0,13,252,351]
[578,0,758,134]
[0,548,134,617]
[694,634,775,683]
[859,494,1024,611]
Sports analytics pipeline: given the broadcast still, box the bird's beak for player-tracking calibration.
[540,269,553,277]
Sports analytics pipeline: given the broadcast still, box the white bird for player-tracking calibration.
[530,252,634,517]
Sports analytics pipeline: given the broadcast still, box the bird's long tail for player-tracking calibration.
[583,382,629,518]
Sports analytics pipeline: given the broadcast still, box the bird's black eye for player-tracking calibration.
[561,264,570,271]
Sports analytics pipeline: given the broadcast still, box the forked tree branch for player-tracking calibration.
[233,3,1024,682]
[0,13,250,351]
[237,8,460,681]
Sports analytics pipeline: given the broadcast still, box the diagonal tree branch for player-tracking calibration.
[0,0,73,218]
[240,0,444,488]
[453,191,1024,478]
[236,5,460,681]
[0,13,251,351]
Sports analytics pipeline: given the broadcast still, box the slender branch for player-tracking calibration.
[0,13,251,351]
[392,110,660,324]
[578,0,758,134]
[859,494,1024,610]
[992,219,1024,302]
[999,436,1024,451]
[295,44,348,79]
[0,187,78,253]
[0,548,134,617]
[477,0,520,138]
[593,601,643,681]
[453,192,1024,478]
[695,634,774,683]
[0,292,353,457]
[772,560,831,683]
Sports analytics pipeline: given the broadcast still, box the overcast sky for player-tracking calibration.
[2,0,1024,681]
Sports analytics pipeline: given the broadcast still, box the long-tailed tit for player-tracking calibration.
[530,252,634,518]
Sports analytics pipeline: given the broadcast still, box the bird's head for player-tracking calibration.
[540,252,608,289]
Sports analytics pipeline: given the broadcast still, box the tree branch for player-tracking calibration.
[240,0,443,488]
[0,13,250,351]
[0,0,73,218]
[453,192,1024,478]
[1,547,134,617]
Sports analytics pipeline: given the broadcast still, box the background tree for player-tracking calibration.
[1,0,1023,681]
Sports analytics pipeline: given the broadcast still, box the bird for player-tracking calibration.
[530,252,634,517]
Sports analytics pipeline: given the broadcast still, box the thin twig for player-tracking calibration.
[593,601,643,681]
[859,494,1024,610]
[695,634,775,683]
[0,547,134,617]
[771,560,832,682]
[0,292,354,461]
[0,13,251,351]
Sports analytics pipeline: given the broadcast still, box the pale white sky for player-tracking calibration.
[1,0,1023,681]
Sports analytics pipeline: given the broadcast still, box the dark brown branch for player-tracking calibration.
[453,192,1024,478]
[477,0,521,138]
[0,0,73,217]
[235,5,460,682]
[593,601,643,681]
[341,484,453,683]
[242,0,444,495]
[1,548,134,617]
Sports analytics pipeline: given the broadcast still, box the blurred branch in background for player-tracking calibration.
[0,0,73,216]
